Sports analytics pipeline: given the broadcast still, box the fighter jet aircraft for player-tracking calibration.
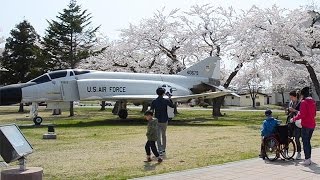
[0,56,235,125]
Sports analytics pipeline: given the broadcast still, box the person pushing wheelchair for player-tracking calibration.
[290,87,316,166]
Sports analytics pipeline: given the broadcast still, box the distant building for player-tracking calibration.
[272,87,320,109]
[224,92,272,107]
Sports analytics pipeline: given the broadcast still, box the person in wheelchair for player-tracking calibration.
[259,110,280,158]
[287,90,302,160]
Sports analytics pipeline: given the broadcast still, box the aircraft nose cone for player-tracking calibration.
[0,85,22,105]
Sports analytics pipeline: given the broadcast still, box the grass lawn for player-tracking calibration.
[0,106,320,179]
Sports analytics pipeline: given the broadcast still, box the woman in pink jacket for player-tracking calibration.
[291,87,317,166]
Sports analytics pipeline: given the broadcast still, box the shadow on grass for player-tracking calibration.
[144,162,161,171]
[18,118,235,129]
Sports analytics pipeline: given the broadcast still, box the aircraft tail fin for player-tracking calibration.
[178,56,220,79]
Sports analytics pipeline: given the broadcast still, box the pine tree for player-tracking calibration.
[1,20,44,112]
[42,0,104,116]
[42,0,102,69]
[1,20,44,84]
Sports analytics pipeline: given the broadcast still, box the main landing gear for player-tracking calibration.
[113,101,128,119]
[118,109,128,119]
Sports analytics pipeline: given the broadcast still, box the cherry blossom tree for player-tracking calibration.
[119,8,188,74]
[271,59,311,88]
[231,60,267,108]
[181,4,235,59]
[181,4,249,116]
[79,36,165,73]
[80,8,191,75]
[79,5,263,116]
[235,5,320,100]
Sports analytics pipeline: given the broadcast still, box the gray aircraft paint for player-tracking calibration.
[16,56,221,104]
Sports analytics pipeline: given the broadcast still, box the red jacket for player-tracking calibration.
[293,97,317,129]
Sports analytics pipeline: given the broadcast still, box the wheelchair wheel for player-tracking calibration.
[280,138,296,160]
[264,136,279,161]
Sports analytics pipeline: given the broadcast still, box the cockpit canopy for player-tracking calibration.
[30,69,91,84]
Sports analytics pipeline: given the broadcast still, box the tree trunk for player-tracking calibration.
[305,64,320,100]
[18,103,24,113]
[212,96,224,116]
[69,101,74,117]
[174,102,179,114]
[278,50,320,101]
[283,59,320,101]
[100,101,106,111]
[212,63,243,117]
[281,92,285,106]
[252,98,256,108]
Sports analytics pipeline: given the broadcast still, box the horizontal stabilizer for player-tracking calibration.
[171,91,232,102]
[202,82,240,97]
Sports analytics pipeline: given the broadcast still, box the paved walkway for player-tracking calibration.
[133,148,320,180]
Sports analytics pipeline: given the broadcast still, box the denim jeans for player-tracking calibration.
[302,128,314,159]
[295,126,302,152]
[157,122,168,152]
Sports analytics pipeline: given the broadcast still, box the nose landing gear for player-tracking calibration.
[33,116,43,126]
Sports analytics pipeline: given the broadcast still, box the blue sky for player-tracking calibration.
[0,0,316,40]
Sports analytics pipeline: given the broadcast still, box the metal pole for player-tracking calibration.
[19,157,26,171]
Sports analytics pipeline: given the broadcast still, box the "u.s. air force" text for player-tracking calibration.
[87,86,126,93]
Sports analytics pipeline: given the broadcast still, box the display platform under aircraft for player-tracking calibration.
[0,56,237,125]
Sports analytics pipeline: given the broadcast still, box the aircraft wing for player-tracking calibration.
[99,91,234,102]
[170,91,233,102]
[101,95,158,101]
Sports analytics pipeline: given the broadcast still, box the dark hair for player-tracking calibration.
[300,87,310,98]
[265,109,272,116]
[144,110,154,116]
[296,90,300,100]
[156,87,165,96]
[289,91,297,97]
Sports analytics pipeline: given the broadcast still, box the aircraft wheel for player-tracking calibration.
[118,109,128,119]
[33,116,43,125]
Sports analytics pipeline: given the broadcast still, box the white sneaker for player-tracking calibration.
[300,158,312,166]
[296,152,301,160]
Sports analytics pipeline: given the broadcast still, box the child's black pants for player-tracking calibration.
[145,140,159,157]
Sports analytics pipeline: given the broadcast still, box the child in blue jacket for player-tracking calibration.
[260,110,280,158]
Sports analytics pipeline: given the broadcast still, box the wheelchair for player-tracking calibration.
[262,124,296,161]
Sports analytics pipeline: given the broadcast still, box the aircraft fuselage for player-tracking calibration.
[0,70,209,105]
[0,56,220,106]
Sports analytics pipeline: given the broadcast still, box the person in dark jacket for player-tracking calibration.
[144,110,162,163]
[150,87,175,155]
[260,110,280,158]
[291,87,316,166]
[288,90,302,159]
